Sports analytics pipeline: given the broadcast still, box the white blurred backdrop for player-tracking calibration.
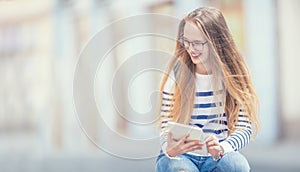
[0,0,299,171]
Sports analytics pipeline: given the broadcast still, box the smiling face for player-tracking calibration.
[183,21,211,74]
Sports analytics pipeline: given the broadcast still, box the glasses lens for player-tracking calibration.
[181,38,206,51]
[193,42,202,51]
[183,40,190,48]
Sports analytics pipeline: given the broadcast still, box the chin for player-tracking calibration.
[191,60,200,65]
[190,58,203,64]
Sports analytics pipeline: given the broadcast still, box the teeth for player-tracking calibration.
[192,53,201,57]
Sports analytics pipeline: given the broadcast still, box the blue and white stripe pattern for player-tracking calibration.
[160,72,252,155]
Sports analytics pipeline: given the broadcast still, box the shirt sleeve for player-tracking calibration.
[159,71,177,157]
[220,110,252,154]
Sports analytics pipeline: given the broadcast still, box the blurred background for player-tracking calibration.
[0,0,300,171]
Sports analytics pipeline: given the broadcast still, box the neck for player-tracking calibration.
[195,64,212,75]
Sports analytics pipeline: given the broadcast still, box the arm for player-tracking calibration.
[159,70,176,154]
[206,110,252,159]
[159,90,174,156]
[159,71,203,158]
[220,111,252,153]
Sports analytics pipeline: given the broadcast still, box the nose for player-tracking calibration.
[187,43,197,52]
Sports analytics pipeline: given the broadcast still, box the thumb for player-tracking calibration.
[205,134,215,143]
[167,132,173,142]
[179,133,190,144]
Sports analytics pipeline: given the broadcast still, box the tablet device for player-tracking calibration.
[168,121,209,142]
[168,121,211,155]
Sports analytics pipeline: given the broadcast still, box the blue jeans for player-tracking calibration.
[155,152,250,172]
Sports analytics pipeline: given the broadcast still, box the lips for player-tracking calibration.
[190,52,202,58]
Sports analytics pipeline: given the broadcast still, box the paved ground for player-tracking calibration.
[241,141,300,172]
[1,140,300,172]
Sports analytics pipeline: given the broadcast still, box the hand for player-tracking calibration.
[166,132,203,157]
[205,135,224,158]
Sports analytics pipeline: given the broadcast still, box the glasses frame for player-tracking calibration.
[180,37,208,51]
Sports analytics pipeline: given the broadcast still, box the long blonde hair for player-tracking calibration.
[159,7,259,137]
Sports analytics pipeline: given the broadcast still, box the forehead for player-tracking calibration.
[183,21,206,41]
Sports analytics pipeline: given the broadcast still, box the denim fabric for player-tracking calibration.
[155,152,250,172]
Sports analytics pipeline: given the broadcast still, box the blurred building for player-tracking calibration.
[0,0,299,171]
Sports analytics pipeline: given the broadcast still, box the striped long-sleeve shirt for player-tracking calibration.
[160,71,252,156]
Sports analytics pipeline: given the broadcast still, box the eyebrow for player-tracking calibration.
[182,36,206,43]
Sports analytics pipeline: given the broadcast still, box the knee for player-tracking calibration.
[156,156,198,172]
[217,152,250,172]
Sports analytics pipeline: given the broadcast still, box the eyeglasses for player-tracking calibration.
[181,37,208,51]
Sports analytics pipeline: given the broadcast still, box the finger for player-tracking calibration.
[205,135,217,144]
[187,139,201,143]
[186,140,203,145]
[206,139,219,147]
[178,133,190,144]
[206,134,216,141]
[187,144,203,152]
[207,145,220,152]
[182,141,203,150]
[167,132,173,143]
[180,144,199,154]
[179,141,203,154]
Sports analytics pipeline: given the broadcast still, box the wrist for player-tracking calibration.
[164,150,181,160]
[166,150,174,157]
[213,147,224,161]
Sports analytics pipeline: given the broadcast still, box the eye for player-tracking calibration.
[193,41,203,45]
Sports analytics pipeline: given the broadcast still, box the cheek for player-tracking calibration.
[204,46,210,54]
[186,50,192,57]
[204,48,210,58]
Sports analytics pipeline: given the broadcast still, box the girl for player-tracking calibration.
[156,7,259,172]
